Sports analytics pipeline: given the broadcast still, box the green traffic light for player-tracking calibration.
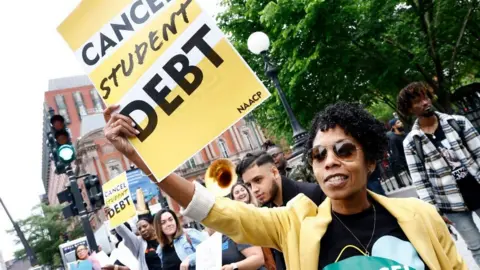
[57,144,76,164]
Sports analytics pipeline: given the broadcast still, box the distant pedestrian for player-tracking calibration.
[74,244,101,270]
[387,118,410,187]
[399,82,480,265]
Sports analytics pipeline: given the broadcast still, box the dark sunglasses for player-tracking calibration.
[307,141,361,166]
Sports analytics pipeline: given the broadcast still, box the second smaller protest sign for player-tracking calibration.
[103,172,136,229]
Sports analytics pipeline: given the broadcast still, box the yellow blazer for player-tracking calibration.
[202,191,466,269]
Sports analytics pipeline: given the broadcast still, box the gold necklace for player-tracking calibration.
[331,203,377,256]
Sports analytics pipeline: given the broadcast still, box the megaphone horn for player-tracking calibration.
[204,159,238,197]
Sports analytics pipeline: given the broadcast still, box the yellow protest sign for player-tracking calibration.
[58,0,271,181]
[103,173,136,229]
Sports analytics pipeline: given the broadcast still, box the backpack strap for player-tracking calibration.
[413,135,425,162]
[184,231,195,252]
[448,118,466,143]
[448,118,462,134]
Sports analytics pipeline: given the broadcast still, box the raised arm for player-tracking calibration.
[115,223,141,256]
[102,105,316,251]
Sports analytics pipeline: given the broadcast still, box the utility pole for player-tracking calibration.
[0,197,38,266]
[65,166,99,252]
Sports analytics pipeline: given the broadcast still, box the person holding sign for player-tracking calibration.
[103,103,466,269]
[103,223,139,270]
[74,245,101,270]
[153,209,206,270]
[114,216,162,270]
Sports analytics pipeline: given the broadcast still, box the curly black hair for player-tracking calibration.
[303,102,388,168]
[397,81,434,116]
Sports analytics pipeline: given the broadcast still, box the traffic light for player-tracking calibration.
[84,175,104,209]
[57,187,78,218]
[57,186,88,218]
[47,111,76,174]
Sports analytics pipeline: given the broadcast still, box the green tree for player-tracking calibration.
[367,102,396,123]
[8,204,83,267]
[217,0,480,141]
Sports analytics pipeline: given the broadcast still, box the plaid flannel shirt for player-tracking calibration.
[403,112,480,213]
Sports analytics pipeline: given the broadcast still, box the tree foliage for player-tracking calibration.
[8,204,83,267]
[217,0,480,142]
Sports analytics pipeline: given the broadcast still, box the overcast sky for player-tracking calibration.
[0,0,221,261]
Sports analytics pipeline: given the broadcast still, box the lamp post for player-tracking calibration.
[247,31,308,158]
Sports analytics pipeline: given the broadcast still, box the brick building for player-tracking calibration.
[75,114,267,216]
[43,75,267,228]
[42,75,104,206]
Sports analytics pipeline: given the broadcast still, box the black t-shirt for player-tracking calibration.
[266,177,326,270]
[222,235,249,265]
[426,127,480,211]
[318,200,429,270]
[162,242,182,270]
[221,235,265,269]
[145,239,163,270]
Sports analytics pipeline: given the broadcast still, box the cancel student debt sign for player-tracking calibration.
[58,0,270,181]
[103,173,136,228]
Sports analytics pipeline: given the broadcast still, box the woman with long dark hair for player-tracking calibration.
[153,209,206,270]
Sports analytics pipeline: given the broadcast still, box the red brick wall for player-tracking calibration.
[44,85,97,142]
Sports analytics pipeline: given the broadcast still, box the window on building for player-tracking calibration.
[73,92,88,119]
[242,131,254,150]
[90,89,104,113]
[106,159,122,178]
[186,158,196,169]
[54,95,71,124]
[218,139,229,158]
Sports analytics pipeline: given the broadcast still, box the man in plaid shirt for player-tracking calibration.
[399,82,480,266]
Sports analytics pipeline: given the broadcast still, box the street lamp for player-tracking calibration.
[247,31,308,158]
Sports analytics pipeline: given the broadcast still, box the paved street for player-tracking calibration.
[455,231,479,270]
[387,185,479,269]
[452,213,480,269]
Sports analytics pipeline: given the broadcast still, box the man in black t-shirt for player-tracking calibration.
[399,82,480,266]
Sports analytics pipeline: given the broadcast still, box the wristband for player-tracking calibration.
[231,263,239,270]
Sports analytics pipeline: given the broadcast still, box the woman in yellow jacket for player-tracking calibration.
[103,102,466,270]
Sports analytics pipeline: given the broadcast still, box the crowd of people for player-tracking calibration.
[77,81,480,269]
